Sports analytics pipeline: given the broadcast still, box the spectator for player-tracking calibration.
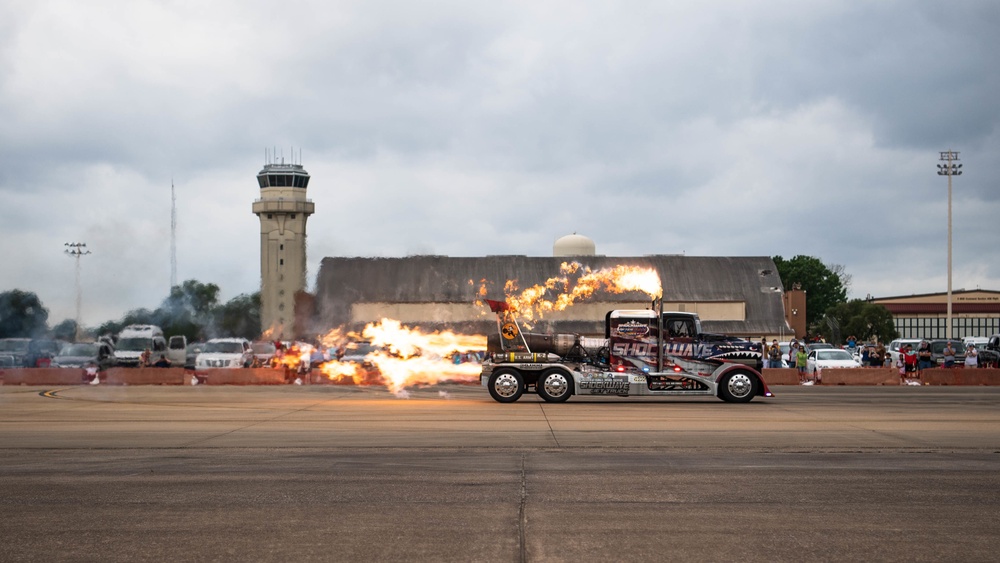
[153,354,171,368]
[139,348,152,367]
[796,346,809,384]
[917,341,933,374]
[902,344,919,384]
[868,346,883,367]
[942,342,957,368]
[965,345,979,368]
[768,339,782,368]
[860,346,870,366]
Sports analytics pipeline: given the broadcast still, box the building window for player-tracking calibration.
[267,214,273,219]
[279,259,284,266]
[290,214,296,219]
[280,244,284,251]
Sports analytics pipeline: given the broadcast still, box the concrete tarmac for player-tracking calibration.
[1,384,998,562]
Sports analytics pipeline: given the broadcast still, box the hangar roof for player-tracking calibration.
[314,255,789,336]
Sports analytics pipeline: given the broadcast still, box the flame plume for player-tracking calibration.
[316,319,486,396]
[480,261,662,324]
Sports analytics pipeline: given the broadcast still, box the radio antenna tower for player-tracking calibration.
[170,178,178,290]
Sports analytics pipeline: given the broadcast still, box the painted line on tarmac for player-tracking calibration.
[39,388,73,400]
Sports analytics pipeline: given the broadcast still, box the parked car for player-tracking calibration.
[52,341,116,371]
[195,338,253,369]
[0,338,31,367]
[251,341,277,366]
[974,334,1000,368]
[806,349,862,374]
[184,342,206,370]
[24,339,67,367]
[928,339,966,367]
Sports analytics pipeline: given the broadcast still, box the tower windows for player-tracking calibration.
[280,244,284,250]
[279,259,284,266]
[290,214,296,219]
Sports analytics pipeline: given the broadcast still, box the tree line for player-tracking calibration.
[0,280,261,342]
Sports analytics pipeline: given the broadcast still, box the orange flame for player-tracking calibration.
[315,319,486,396]
[480,261,662,324]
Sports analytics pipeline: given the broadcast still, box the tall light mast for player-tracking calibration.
[937,150,962,340]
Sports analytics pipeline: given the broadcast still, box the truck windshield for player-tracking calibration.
[60,343,97,357]
[205,342,245,354]
[117,338,151,352]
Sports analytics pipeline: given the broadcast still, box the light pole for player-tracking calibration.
[64,243,91,341]
[937,151,962,340]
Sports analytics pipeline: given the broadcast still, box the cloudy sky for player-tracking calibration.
[1,0,998,327]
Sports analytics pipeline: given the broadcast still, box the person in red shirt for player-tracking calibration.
[902,343,919,384]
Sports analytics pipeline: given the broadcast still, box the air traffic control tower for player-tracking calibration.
[252,158,315,339]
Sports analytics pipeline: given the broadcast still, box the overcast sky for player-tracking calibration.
[1,0,998,327]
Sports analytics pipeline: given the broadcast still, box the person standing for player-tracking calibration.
[917,341,933,375]
[902,344,919,384]
[796,346,809,384]
[942,342,957,368]
[965,345,979,368]
[768,339,782,369]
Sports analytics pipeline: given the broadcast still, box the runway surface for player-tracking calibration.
[1,385,998,562]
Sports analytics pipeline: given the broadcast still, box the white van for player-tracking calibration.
[115,325,167,367]
[963,336,988,349]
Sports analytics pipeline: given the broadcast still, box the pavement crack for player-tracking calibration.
[519,452,527,563]
[538,403,561,448]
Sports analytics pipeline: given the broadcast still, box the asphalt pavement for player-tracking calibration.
[1,385,998,562]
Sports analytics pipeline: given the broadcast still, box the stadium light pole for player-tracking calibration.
[937,151,962,340]
[64,243,91,341]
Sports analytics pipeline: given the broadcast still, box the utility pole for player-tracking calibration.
[64,243,92,341]
[171,179,178,291]
[937,151,962,340]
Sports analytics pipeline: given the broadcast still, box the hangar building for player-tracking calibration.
[314,235,791,339]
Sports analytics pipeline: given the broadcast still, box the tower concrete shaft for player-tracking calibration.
[252,161,314,339]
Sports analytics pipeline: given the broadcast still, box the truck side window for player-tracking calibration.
[667,320,691,338]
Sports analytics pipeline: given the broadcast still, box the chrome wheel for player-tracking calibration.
[488,369,524,403]
[494,373,520,398]
[719,370,757,403]
[538,369,572,402]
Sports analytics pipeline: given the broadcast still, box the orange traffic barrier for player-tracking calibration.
[920,367,1000,386]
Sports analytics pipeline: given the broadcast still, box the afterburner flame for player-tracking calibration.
[481,261,662,324]
[316,319,486,396]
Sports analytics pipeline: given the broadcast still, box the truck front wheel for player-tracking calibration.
[718,370,757,403]
[537,368,572,403]
[488,368,524,403]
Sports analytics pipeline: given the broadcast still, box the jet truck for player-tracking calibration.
[480,299,771,403]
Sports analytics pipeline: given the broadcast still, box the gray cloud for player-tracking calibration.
[1,0,997,327]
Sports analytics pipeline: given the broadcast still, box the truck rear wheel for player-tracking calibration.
[537,368,572,403]
[718,370,757,403]
[488,368,524,403]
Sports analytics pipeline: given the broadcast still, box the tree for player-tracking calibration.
[162,280,220,325]
[0,290,49,338]
[772,255,849,326]
[817,299,899,345]
[51,319,79,341]
[214,292,261,340]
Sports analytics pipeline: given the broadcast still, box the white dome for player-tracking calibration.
[553,233,596,256]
